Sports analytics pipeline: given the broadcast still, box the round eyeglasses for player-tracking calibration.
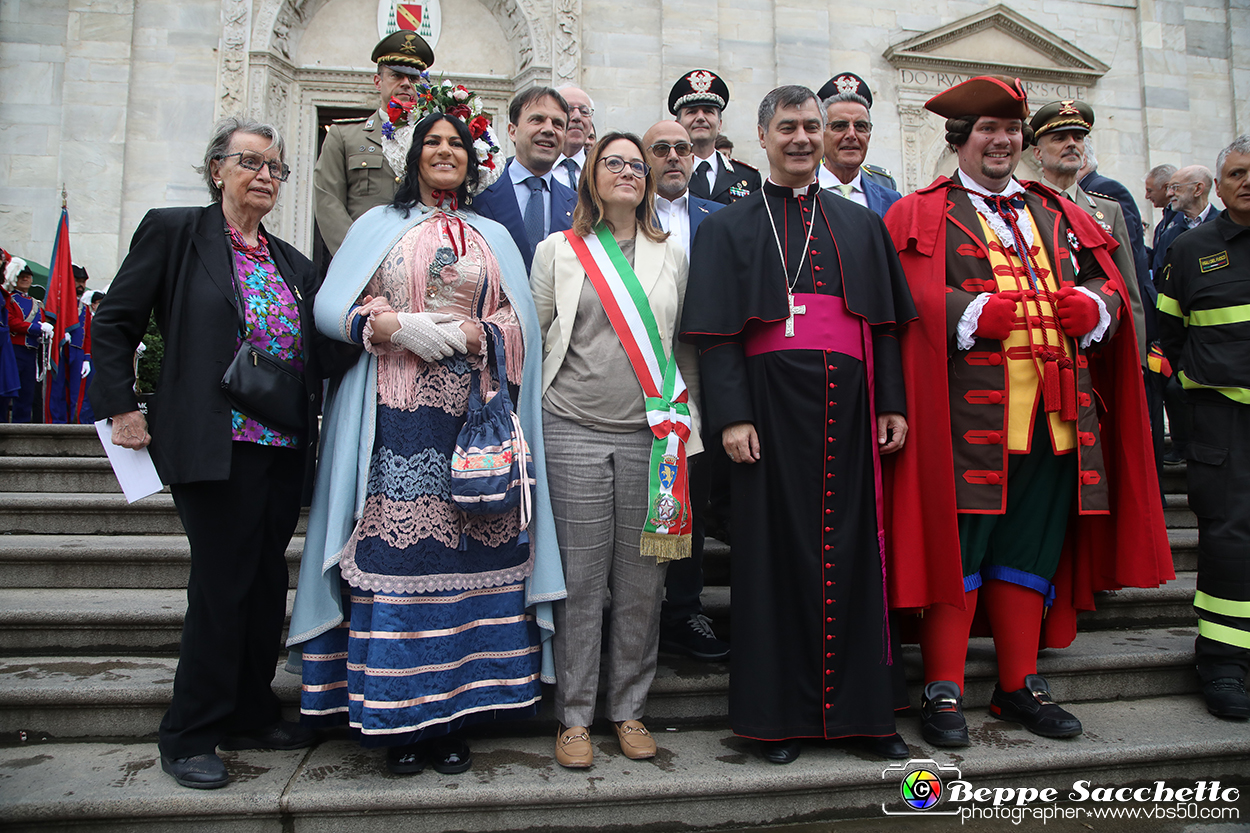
[217,151,291,182]
[599,155,650,177]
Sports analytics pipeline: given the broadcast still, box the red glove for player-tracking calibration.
[1054,286,1099,337]
[975,291,1022,341]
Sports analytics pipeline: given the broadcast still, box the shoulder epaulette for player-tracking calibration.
[330,117,368,125]
[863,162,893,177]
[730,158,758,172]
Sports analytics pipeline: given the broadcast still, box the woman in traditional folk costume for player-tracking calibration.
[287,89,564,776]
[532,131,702,768]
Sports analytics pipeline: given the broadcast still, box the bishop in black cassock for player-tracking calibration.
[679,87,916,762]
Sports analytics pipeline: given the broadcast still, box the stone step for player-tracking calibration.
[0,423,104,458]
[0,536,303,590]
[1075,572,1195,631]
[0,493,309,536]
[1164,493,1195,528]
[0,589,295,654]
[0,626,1202,739]
[2,694,1247,833]
[0,456,124,493]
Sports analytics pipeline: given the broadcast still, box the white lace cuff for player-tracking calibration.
[956,293,993,351]
[1074,285,1112,348]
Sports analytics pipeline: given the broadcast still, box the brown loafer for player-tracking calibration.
[614,719,656,759]
[555,725,593,768]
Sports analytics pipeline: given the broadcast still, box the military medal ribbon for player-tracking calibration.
[565,227,693,562]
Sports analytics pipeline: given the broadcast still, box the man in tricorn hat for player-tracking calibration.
[313,31,435,256]
[883,77,1172,749]
[815,72,898,197]
[668,70,760,204]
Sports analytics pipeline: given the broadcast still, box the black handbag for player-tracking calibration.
[219,265,308,433]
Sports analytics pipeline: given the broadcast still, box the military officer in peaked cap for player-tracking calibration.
[313,31,435,256]
[669,70,760,205]
[816,72,897,193]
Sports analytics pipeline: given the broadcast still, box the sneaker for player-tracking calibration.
[1203,677,1250,720]
[920,680,970,747]
[660,613,730,661]
[989,674,1083,738]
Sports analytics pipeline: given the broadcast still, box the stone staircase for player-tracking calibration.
[1,423,1246,831]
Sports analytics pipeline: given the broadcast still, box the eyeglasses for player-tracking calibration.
[647,141,693,158]
[217,151,291,182]
[569,104,594,118]
[599,155,650,177]
[827,120,872,134]
[1167,181,1197,191]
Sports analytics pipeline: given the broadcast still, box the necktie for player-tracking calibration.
[837,183,854,198]
[523,176,546,249]
[690,160,712,198]
[563,158,580,187]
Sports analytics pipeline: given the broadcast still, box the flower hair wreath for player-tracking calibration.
[383,71,504,194]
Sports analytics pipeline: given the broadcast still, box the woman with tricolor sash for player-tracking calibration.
[531,131,703,768]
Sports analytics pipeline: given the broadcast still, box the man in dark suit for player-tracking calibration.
[474,87,577,272]
[814,73,900,219]
[1145,163,1180,264]
[669,70,761,205]
[641,119,729,661]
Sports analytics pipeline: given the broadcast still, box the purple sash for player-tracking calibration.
[742,294,865,358]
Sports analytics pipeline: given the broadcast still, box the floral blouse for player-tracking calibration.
[227,224,305,447]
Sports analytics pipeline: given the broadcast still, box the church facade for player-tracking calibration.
[3,0,1247,279]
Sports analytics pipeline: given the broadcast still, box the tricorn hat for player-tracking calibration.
[668,70,730,115]
[925,75,1029,120]
[817,72,873,108]
[371,31,435,77]
[1029,99,1095,140]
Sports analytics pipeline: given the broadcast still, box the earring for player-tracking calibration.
[215,181,222,188]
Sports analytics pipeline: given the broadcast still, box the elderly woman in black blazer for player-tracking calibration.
[90,117,348,790]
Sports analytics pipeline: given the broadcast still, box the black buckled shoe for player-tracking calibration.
[161,752,229,789]
[386,743,428,775]
[760,739,802,765]
[430,736,472,774]
[990,674,1083,738]
[1203,677,1250,720]
[920,680,970,747]
[219,720,316,752]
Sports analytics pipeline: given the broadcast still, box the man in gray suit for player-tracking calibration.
[313,31,435,255]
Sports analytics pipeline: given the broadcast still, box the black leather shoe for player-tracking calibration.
[852,733,910,760]
[430,736,472,774]
[219,720,316,751]
[920,680,970,747]
[990,674,1082,738]
[161,752,229,789]
[1203,678,1250,719]
[660,614,731,662]
[760,739,802,765]
[386,743,428,775]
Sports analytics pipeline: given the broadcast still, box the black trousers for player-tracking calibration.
[1188,396,1250,683]
[662,441,730,625]
[159,440,305,759]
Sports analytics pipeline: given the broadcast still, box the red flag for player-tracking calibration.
[44,205,78,418]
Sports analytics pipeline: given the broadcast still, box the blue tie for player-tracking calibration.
[523,176,546,248]
[563,158,580,187]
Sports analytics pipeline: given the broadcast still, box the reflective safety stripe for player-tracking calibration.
[1198,618,1250,649]
[1194,590,1250,618]
[1188,303,1250,327]
[1178,370,1250,405]
[1156,293,1187,322]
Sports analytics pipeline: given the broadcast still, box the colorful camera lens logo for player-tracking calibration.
[900,768,944,810]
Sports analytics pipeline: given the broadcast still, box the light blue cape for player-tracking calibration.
[286,202,566,683]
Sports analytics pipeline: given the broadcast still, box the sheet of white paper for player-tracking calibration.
[94,419,164,503]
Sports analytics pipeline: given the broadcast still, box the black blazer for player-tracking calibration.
[90,203,349,485]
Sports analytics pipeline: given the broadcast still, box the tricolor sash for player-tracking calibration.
[564,226,693,562]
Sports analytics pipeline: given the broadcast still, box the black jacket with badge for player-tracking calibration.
[89,203,354,486]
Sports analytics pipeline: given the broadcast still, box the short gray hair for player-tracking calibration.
[1083,138,1098,172]
[758,85,819,131]
[1217,135,1250,179]
[555,84,595,112]
[197,117,286,203]
[1146,163,1177,185]
[821,91,870,119]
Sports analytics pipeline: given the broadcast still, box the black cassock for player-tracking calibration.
[680,180,916,740]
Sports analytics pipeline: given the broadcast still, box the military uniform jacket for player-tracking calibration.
[691,152,761,205]
[1158,212,1250,402]
[313,115,401,255]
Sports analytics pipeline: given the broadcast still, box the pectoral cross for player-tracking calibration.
[785,293,806,337]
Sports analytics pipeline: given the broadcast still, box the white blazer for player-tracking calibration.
[530,228,703,455]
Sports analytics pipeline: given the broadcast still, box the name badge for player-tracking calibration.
[1199,251,1230,273]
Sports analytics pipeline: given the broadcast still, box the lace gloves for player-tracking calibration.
[389,312,468,361]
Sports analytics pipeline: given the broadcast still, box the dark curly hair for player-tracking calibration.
[945,115,1034,151]
[392,112,482,215]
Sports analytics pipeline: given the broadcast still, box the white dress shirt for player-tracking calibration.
[655,193,691,256]
[552,148,587,190]
[692,151,720,195]
[818,166,868,208]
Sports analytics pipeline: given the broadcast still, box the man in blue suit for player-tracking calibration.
[474,87,578,271]
[815,76,900,219]
[641,119,730,662]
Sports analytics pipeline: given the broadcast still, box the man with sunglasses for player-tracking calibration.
[641,120,730,663]
[668,70,761,205]
[313,31,434,256]
[815,73,900,219]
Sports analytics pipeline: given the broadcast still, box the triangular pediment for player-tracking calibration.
[884,5,1109,82]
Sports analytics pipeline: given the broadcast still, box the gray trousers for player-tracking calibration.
[543,412,668,727]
